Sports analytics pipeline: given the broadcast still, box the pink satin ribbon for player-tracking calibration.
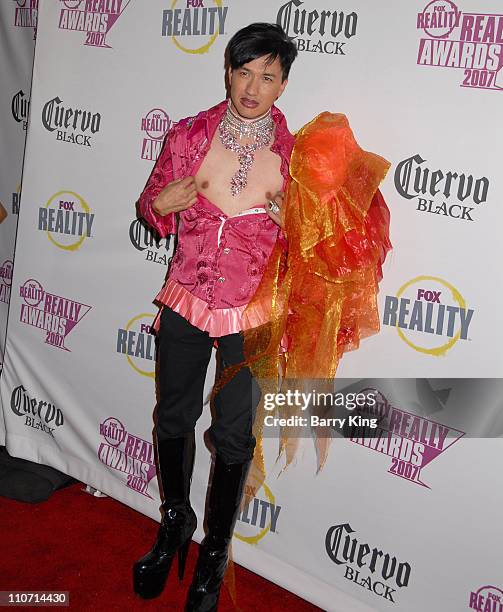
[153,278,289,352]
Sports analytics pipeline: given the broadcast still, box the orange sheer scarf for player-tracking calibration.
[221,112,391,608]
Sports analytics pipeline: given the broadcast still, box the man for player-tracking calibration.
[133,23,298,611]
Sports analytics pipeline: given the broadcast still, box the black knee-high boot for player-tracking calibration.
[133,432,197,599]
[185,454,251,612]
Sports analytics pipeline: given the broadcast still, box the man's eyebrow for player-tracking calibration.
[239,67,278,78]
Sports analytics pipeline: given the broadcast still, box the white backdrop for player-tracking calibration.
[1,1,502,610]
[0,1,37,444]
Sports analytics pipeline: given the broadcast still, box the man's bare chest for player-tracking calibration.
[194,133,284,217]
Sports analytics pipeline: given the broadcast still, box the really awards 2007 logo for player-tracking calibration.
[416,1,503,90]
[19,279,91,351]
[98,417,157,497]
[140,108,170,161]
[350,389,464,488]
[12,0,38,36]
[469,585,503,612]
[0,261,13,306]
[58,0,130,48]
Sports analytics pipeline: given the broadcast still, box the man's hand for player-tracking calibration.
[152,176,197,217]
[266,191,285,228]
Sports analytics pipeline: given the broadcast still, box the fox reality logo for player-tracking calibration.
[58,0,130,48]
[140,108,170,161]
[0,261,13,306]
[11,90,30,130]
[161,0,228,55]
[235,481,282,545]
[469,585,503,612]
[42,97,101,147]
[98,417,156,498]
[19,279,92,351]
[277,0,358,55]
[394,154,489,222]
[383,275,474,356]
[350,390,464,488]
[325,522,411,604]
[38,191,94,251]
[10,385,64,438]
[13,0,38,36]
[416,1,503,91]
[129,218,172,265]
[116,313,156,377]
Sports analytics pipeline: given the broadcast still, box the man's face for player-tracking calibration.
[228,55,288,119]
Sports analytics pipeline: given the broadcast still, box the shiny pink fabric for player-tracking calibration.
[152,278,269,337]
[139,100,295,338]
[151,278,289,353]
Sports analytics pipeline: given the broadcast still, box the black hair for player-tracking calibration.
[227,23,298,82]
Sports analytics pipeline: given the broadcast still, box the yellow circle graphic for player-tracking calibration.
[170,0,223,55]
[44,190,91,251]
[234,482,276,545]
[125,313,156,378]
[395,275,467,357]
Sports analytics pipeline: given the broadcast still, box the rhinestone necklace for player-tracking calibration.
[218,102,274,196]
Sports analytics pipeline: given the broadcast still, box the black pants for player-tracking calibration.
[155,306,261,465]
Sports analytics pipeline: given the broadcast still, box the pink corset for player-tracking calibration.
[153,193,281,337]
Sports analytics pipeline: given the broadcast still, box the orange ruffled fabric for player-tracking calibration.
[221,113,391,609]
[214,112,391,507]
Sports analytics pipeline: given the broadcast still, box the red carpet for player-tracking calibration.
[0,483,320,611]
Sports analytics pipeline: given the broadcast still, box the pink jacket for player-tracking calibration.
[138,100,295,337]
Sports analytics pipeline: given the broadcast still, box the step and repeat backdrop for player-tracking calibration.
[0,1,36,444]
[1,1,502,610]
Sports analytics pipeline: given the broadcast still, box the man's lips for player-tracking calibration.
[240,98,259,108]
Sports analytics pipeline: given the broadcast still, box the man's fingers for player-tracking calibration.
[183,192,197,205]
[267,208,283,228]
[180,176,196,188]
[177,196,197,210]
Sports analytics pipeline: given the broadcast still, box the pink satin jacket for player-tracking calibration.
[138,100,295,337]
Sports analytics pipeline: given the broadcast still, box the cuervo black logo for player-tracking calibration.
[129,217,172,265]
[395,155,489,203]
[129,217,169,253]
[325,522,411,588]
[129,219,168,251]
[277,0,357,41]
[11,385,64,428]
[11,90,30,124]
[394,154,489,222]
[42,96,101,134]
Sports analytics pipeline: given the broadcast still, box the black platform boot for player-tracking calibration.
[133,433,197,599]
[185,454,251,612]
